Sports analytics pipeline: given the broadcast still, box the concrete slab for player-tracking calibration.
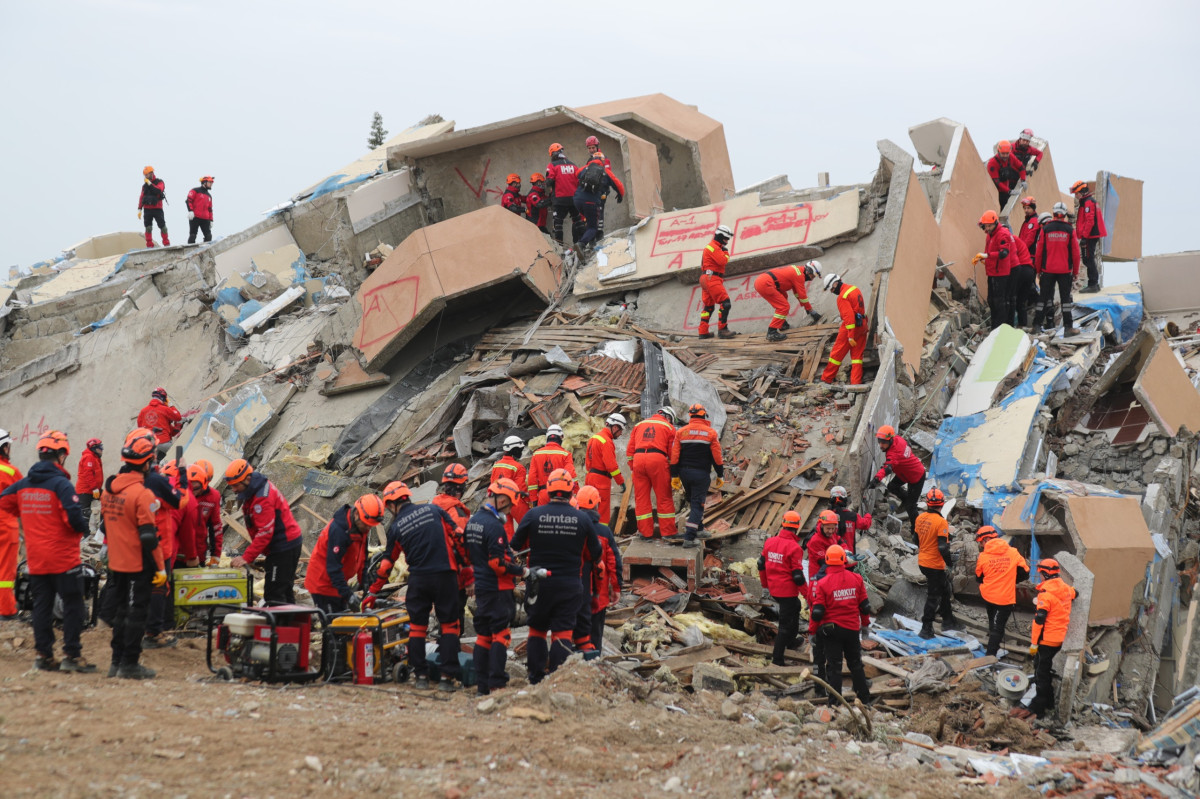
[212,221,298,283]
[1065,495,1154,623]
[346,171,414,230]
[321,359,389,396]
[945,325,1032,417]
[1138,251,1200,314]
[934,126,1000,297]
[1098,171,1143,262]
[907,118,960,168]
[67,231,147,260]
[250,243,307,287]
[26,255,127,305]
[1133,339,1200,437]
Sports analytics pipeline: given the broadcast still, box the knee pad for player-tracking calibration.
[720,299,732,314]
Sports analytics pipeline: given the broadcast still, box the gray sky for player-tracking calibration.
[2,0,1196,270]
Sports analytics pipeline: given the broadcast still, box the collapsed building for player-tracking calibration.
[5,93,1200,792]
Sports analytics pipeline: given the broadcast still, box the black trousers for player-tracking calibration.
[142,207,166,232]
[919,565,953,625]
[572,575,595,647]
[596,196,608,235]
[473,589,515,693]
[1036,272,1074,330]
[188,218,212,243]
[1081,238,1099,287]
[526,575,582,681]
[772,595,801,666]
[551,199,583,245]
[109,568,153,667]
[820,624,872,702]
[1028,643,1062,717]
[983,600,1013,656]
[589,607,608,654]
[311,593,348,616]
[1010,265,1037,327]
[574,196,600,247]
[263,546,300,605]
[146,562,174,636]
[886,475,922,528]
[30,570,86,659]
[679,467,710,539]
[987,274,1012,330]
[405,571,461,680]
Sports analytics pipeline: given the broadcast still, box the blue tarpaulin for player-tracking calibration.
[1075,284,1143,343]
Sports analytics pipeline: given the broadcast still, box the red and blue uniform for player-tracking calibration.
[304,505,368,613]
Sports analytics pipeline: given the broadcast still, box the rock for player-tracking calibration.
[901,732,935,762]
[680,625,709,647]
[304,755,323,773]
[1111,768,1142,784]
[692,663,736,694]
[899,555,927,585]
[476,697,497,714]
[720,700,742,721]
[1153,439,1168,455]
[845,741,862,756]
[765,713,786,732]
[1062,442,1080,456]
[811,706,835,723]
[152,749,186,760]
[776,711,801,725]
[550,692,576,709]
[505,706,553,723]
[729,691,747,704]
[662,776,682,792]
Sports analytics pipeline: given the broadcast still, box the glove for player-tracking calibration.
[361,593,377,610]
[809,310,821,322]
[1028,645,1038,657]
[671,477,683,491]
[868,476,881,490]
[348,594,362,612]
[714,478,724,489]
[616,193,623,204]
[529,568,550,580]
[92,489,101,499]
[137,210,142,220]
[972,253,985,265]
[861,629,871,641]
[188,211,195,220]
[206,557,219,567]
[152,570,168,588]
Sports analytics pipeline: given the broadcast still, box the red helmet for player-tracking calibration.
[86,438,103,453]
[925,487,946,507]
[576,485,601,510]
[547,468,575,495]
[824,544,847,566]
[382,481,411,503]
[152,387,168,402]
[200,175,215,183]
[585,135,599,148]
[488,477,520,504]
[442,463,469,485]
[1020,197,1037,208]
[975,525,999,543]
[781,510,802,529]
[37,430,70,455]
[1018,128,1034,141]
[354,494,386,527]
[548,143,564,157]
[506,173,520,185]
[997,140,1012,155]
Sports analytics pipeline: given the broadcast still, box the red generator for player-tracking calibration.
[206,604,329,683]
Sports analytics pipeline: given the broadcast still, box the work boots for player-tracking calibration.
[918,623,935,640]
[117,663,156,680]
[698,333,714,340]
[161,230,170,246]
[60,656,97,674]
[766,329,787,342]
[717,327,738,339]
[144,231,156,248]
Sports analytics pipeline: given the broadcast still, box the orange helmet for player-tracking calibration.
[997,140,1012,155]
[121,429,156,465]
[547,468,575,495]
[1070,180,1088,195]
[688,403,707,419]
[531,172,545,183]
[577,485,601,510]
[195,458,215,482]
[37,430,70,455]
[225,458,253,487]
[506,173,520,185]
[975,525,999,543]
[187,463,208,488]
[382,481,411,504]
[200,175,215,183]
[354,494,386,527]
[818,509,839,530]
[488,477,520,504]
[1020,197,1037,208]
[548,143,564,157]
[925,487,945,507]
[876,425,895,444]
[978,210,999,226]
[442,463,469,485]
[1037,558,1061,577]
[160,459,179,480]
[781,510,802,529]
[825,544,847,566]
[143,166,155,176]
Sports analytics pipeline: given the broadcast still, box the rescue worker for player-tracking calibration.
[985,141,1026,207]
[187,461,223,565]
[574,150,624,250]
[143,458,190,648]
[669,403,724,547]
[545,143,583,245]
[185,176,214,244]
[226,459,303,604]
[432,463,473,634]
[912,487,956,639]
[626,407,678,539]
[101,428,165,679]
[137,387,184,451]
[1010,233,1038,329]
[973,210,1017,330]
[1033,202,1082,335]
[804,510,843,581]
[137,166,169,247]
[1071,180,1106,293]
[819,273,868,385]
[500,174,526,216]
[491,436,530,532]
[368,481,466,692]
[527,425,576,506]
[304,494,383,615]
[868,425,926,529]
[465,478,525,695]
[0,429,23,620]
[584,135,616,235]
[828,485,872,555]
[974,526,1029,657]
[0,431,96,672]
[1013,129,1043,175]
[525,173,550,233]
[758,510,806,666]
[698,225,737,339]
[511,468,602,683]
[810,544,873,705]
[584,413,627,525]
[754,260,822,341]
[571,485,609,655]
[75,438,104,530]
[1026,558,1077,718]
[577,485,622,651]
[1016,197,1041,257]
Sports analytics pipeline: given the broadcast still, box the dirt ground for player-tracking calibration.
[0,621,1039,799]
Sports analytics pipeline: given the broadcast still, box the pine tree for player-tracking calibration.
[367,112,388,150]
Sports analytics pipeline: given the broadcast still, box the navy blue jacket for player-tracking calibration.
[465,504,522,593]
[383,501,461,574]
[511,500,601,577]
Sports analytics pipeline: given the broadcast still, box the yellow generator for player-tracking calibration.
[325,606,410,684]
[173,568,253,628]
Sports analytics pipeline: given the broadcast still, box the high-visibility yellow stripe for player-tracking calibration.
[494,462,517,472]
[0,581,13,588]
[828,358,842,365]
[609,469,621,477]
[635,512,655,520]
[0,464,14,477]
[842,286,856,299]
[845,323,856,330]
[772,313,787,320]
[851,359,863,364]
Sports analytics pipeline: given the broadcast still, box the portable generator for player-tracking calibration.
[206,604,329,683]
[325,605,411,685]
[173,567,253,628]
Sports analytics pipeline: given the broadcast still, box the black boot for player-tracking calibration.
[918,623,935,640]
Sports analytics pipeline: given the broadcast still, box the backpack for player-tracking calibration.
[578,160,606,194]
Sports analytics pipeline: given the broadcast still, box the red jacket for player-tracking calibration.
[527,443,576,501]
[193,485,223,560]
[1075,194,1107,241]
[626,414,676,461]
[138,178,165,210]
[526,187,549,228]
[761,527,805,598]
[589,516,621,614]
[0,461,88,574]
[766,264,814,310]
[1012,236,1033,267]
[1035,220,1081,276]
[137,398,184,444]
[1017,215,1041,256]
[701,238,730,276]
[501,188,526,215]
[875,435,925,484]
[0,457,22,539]
[545,158,579,199]
[186,186,214,220]
[983,225,1019,277]
[75,449,104,495]
[238,472,303,562]
[490,455,529,523]
[810,563,870,632]
[432,492,474,590]
[581,154,625,199]
[835,283,867,334]
[986,154,1026,193]
[1013,141,1043,167]
[170,482,199,563]
[304,505,368,600]
[146,470,184,563]
[805,527,841,580]
[585,428,624,486]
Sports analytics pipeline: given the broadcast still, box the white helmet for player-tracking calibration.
[714,224,733,241]
[0,428,10,449]
[823,273,841,292]
[1038,212,1052,225]
[804,260,822,280]
[546,424,564,439]
[502,435,524,453]
[1052,201,1068,218]
[605,412,627,429]
[656,406,677,424]
[830,485,848,501]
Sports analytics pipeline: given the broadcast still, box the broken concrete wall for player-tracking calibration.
[1001,142,1063,232]
[849,339,900,501]
[67,231,147,260]
[211,217,298,283]
[923,125,998,298]
[1133,337,1200,437]
[1138,251,1200,315]
[1064,494,1156,623]
[1098,171,1143,262]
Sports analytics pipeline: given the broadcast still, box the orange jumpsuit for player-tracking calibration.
[698,237,731,336]
[625,414,677,538]
[753,264,813,330]
[584,428,624,525]
[527,442,576,506]
[490,455,529,535]
[0,456,23,616]
[821,282,868,385]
